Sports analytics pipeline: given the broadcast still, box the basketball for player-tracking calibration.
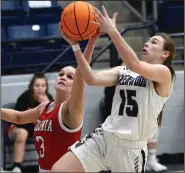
[60,1,98,41]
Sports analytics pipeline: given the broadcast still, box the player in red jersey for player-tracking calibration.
[1,24,102,172]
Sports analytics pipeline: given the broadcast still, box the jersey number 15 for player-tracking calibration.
[119,89,138,117]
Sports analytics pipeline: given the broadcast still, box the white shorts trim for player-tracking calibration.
[58,103,83,133]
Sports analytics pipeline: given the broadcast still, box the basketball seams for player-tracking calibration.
[70,24,97,39]
[68,25,97,40]
[74,2,84,40]
[61,1,97,41]
[81,26,97,38]
[79,2,90,35]
[62,17,79,36]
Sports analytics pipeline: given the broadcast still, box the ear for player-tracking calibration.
[162,51,170,59]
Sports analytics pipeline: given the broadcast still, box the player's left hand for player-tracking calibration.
[59,22,78,45]
[94,6,118,34]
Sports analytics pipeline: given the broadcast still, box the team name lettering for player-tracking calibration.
[34,120,52,132]
[118,75,146,87]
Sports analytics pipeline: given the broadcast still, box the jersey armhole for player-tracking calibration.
[150,80,169,101]
[58,103,83,133]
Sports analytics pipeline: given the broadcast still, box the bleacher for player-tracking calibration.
[157,1,184,33]
[1,1,184,172]
[1,0,88,75]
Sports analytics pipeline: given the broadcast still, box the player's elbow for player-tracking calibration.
[86,78,98,86]
[86,80,94,86]
[85,76,96,86]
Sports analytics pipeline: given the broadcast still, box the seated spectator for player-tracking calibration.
[7,72,53,173]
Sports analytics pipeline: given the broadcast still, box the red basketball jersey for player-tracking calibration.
[34,102,82,170]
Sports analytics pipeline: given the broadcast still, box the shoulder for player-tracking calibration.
[113,65,126,70]
[152,64,172,84]
[108,65,127,76]
[17,90,30,100]
[58,102,83,133]
[115,65,129,76]
[15,90,32,110]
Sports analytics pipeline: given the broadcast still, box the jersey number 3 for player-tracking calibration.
[119,90,138,117]
[36,136,44,158]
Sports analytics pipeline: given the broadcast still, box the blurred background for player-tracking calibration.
[1,0,184,172]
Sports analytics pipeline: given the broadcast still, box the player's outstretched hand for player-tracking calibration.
[59,22,78,45]
[93,6,118,34]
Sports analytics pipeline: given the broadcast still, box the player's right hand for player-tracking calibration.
[59,22,78,45]
[89,27,103,44]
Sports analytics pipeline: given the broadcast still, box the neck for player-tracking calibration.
[143,59,163,65]
[53,92,68,107]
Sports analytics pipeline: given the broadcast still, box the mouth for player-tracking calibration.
[142,48,148,54]
[58,81,65,86]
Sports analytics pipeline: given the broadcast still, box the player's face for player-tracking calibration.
[33,78,47,95]
[54,66,76,92]
[141,36,166,63]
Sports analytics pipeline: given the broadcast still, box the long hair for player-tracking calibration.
[155,33,176,126]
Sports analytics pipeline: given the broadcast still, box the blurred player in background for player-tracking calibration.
[146,129,168,172]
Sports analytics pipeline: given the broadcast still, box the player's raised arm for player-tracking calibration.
[68,31,122,87]
[59,25,102,128]
[94,6,172,85]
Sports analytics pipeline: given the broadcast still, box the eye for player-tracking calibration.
[59,73,64,77]
[67,74,73,80]
[152,40,157,44]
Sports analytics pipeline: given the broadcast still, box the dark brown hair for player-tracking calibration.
[28,72,49,95]
[155,33,176,126]
[155,32,176,79]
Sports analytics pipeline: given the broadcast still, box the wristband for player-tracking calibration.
[71,44,80,51]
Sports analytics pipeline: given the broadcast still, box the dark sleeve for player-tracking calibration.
[14,90,30,111]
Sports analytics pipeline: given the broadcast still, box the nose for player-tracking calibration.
[61,74,67,81]
[144,42,148,48]
[37,86,43,92]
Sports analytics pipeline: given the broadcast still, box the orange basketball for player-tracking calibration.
[60,1,98,41]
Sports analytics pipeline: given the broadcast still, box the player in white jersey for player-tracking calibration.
[51,6,175,172]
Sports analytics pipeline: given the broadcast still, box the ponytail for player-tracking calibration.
[155,33,176,127]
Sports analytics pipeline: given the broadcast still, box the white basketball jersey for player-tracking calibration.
[102,66,171,141]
